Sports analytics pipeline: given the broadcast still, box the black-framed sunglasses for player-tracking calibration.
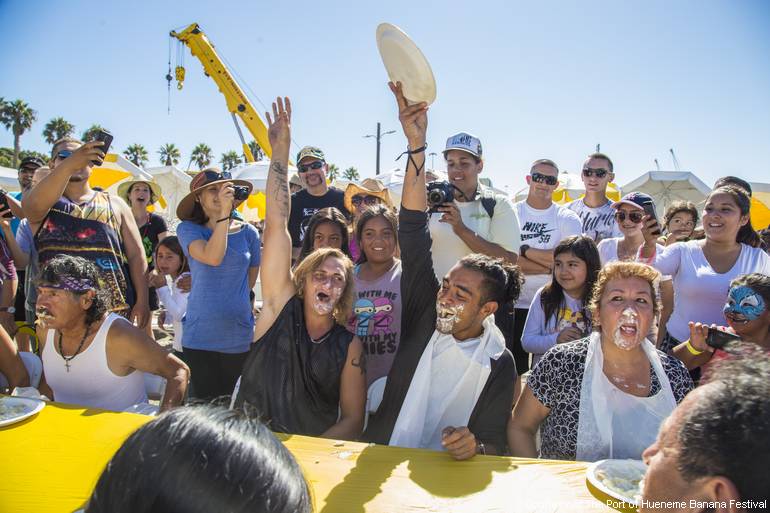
[351,195,380,207]
[202,170,232,182]
[298,161,324,173]
[614,210,644,223]
[531,172,558,186]
[582,167,609,178]
[56,150,73,160]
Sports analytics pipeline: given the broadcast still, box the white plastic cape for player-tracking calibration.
[389,316,505,450]
[576,332,677,461]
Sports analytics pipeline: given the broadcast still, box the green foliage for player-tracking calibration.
[342,166,360,181]
[189,143,213,170]
[43,117,75,145]
[247,140,264,161]
[81,124,105,142]
[220,150,243,171]
[327,163,339,181]
[123,144,149,167]
[158,143,181,166]
[0,98,38,168]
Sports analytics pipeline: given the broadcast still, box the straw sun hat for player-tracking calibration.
[176,168,253,221]
[343,178,394,213]
[117,180,163,205]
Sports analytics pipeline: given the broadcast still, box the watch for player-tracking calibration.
[0,306,16,314]
[519,244,530,258]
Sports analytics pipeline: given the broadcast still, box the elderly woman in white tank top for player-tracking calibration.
[36,255,189,412]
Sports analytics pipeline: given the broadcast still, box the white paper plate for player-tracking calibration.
[0,396,46,427]
[586,459,646,507]
[376,23,437,105]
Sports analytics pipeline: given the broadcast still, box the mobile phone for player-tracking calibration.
[641,200,662,236]
[0,190,12,219]
[705,327,741,350]
[91,129,113,166]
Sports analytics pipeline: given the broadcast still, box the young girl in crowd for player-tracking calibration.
[343,179,394,262]
[674,273,770,370]
[347,205,402,387]
[658,200,699,246]
[148,236,190,359]
[297,207,350,264]
[641,185,770,353]
[522,235,601,367]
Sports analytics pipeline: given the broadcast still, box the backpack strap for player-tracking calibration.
[480,196,497,219]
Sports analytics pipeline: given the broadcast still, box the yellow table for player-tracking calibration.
[0,401,621,513]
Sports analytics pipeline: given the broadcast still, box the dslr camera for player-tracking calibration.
[426,181,455,212]
[233,185,250,201]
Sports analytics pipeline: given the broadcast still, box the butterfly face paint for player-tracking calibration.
[723,285,766,323]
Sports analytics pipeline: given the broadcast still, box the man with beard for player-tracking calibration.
[363,82,522,459]
[22,137,149,328]
[288,146,348,260]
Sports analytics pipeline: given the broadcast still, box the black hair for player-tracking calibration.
[662,200,699,232]
[714,176,752,197]
[530,159,559,174]
[155,236,190,275]
[457,254,524,307]
[37,254,110,324]
[126,182,158,205]
[188,200,209,225]
[354,205,398,265]
[298,207,350,263]
[677,349,770,508]
[540,235,601,327]
[708,185,761,248]
[585,152,614,173]
[85,406,312,513]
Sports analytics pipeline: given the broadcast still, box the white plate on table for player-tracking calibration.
[376,22,436,105]
[586,458,646,507]
[0,396,46,427]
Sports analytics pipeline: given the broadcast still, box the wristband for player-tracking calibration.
[396,144,427,177]
[217,215,231,224]
[685,340,704,356]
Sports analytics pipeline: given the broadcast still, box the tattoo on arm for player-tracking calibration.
[351,352,367,376]
[269,161,290,218]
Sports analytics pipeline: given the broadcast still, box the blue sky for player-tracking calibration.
[1,0,769,192]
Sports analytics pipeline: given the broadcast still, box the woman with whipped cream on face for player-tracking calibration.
[508,261,694,461]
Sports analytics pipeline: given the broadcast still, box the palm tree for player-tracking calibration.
[81,124,105,142]
[342,166,360,181]
[220,150,243,171]
[189,143,213,170]
[43,117,75,145]
[247,140,264,161]
[327,163,339,181]
[0,99,38,168]
[158,143,181,166]
[123,144,149,168]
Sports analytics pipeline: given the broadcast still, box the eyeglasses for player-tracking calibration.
[531,172,558,186]
[614,211,644,223]
[582,168,609,178]
[351,195,380,207]
[298,161,324,173]
[56,150,73,160]
[202,170,232,182]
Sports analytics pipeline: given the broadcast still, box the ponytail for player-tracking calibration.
[458,254,524,306]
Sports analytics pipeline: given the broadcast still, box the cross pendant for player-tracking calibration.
[65,360,71,372]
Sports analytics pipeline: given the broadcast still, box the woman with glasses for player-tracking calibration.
[343,179,395,261]
[175,167,261,400]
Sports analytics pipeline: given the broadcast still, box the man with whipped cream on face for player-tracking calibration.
[363,82,523,460]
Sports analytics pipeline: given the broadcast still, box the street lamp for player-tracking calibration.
[428,152,437,171]
[364,122,396,175]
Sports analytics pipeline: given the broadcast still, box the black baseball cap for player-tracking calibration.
[19,156,46,171]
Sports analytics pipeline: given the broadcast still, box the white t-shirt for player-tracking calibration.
[522,286,587,367]
[598,238,667,267]
[429,186,521,279]
[652,240,770,341]
[514,201,583,308]
[566,198,622,242]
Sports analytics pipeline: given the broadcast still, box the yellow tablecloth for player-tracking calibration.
[0,401,623,513]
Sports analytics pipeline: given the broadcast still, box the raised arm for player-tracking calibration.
[255,97,295,336]
[114,197,149,328]
[22,142,104,225]
[390,82,428,212]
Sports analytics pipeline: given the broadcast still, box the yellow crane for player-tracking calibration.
[169,23,270,162]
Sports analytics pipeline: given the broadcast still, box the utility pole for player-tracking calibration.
[428,152,437,170]
[364,122,396,175]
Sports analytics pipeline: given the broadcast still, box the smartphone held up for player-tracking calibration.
[91,129,113,166]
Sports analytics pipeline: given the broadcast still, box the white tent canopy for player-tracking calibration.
[231,159,298,192]
[144,166,192,217]
[362,167,450,206]
[0,166,20,191]
[621,171,711,215]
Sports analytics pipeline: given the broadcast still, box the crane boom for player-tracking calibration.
[170,23,271,161]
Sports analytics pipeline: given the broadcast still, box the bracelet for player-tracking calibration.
[217,215,231,224]
[685,340,704,356]
[396,144,427,177]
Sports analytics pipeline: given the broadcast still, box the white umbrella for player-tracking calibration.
[231,159,298,192]
[0,166,21,191]
[621,171,711,214]
[144,166,193,218]
[373,167,449,206]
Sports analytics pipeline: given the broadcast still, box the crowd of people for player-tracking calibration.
[1,81,769,511]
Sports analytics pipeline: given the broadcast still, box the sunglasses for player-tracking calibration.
[56,150,73,160]
[531,172,558,186]
[202,170,232,182]
[351,195,380,207]
[582,167,609,178]
[298,161,324,173]
[614,210,644,223]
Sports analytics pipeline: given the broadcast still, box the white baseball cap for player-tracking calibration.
[443,132,482,159]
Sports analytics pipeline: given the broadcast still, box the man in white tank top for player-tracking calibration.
[35,255,189,412]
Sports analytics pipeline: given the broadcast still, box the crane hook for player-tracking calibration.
[175,66,186,90]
